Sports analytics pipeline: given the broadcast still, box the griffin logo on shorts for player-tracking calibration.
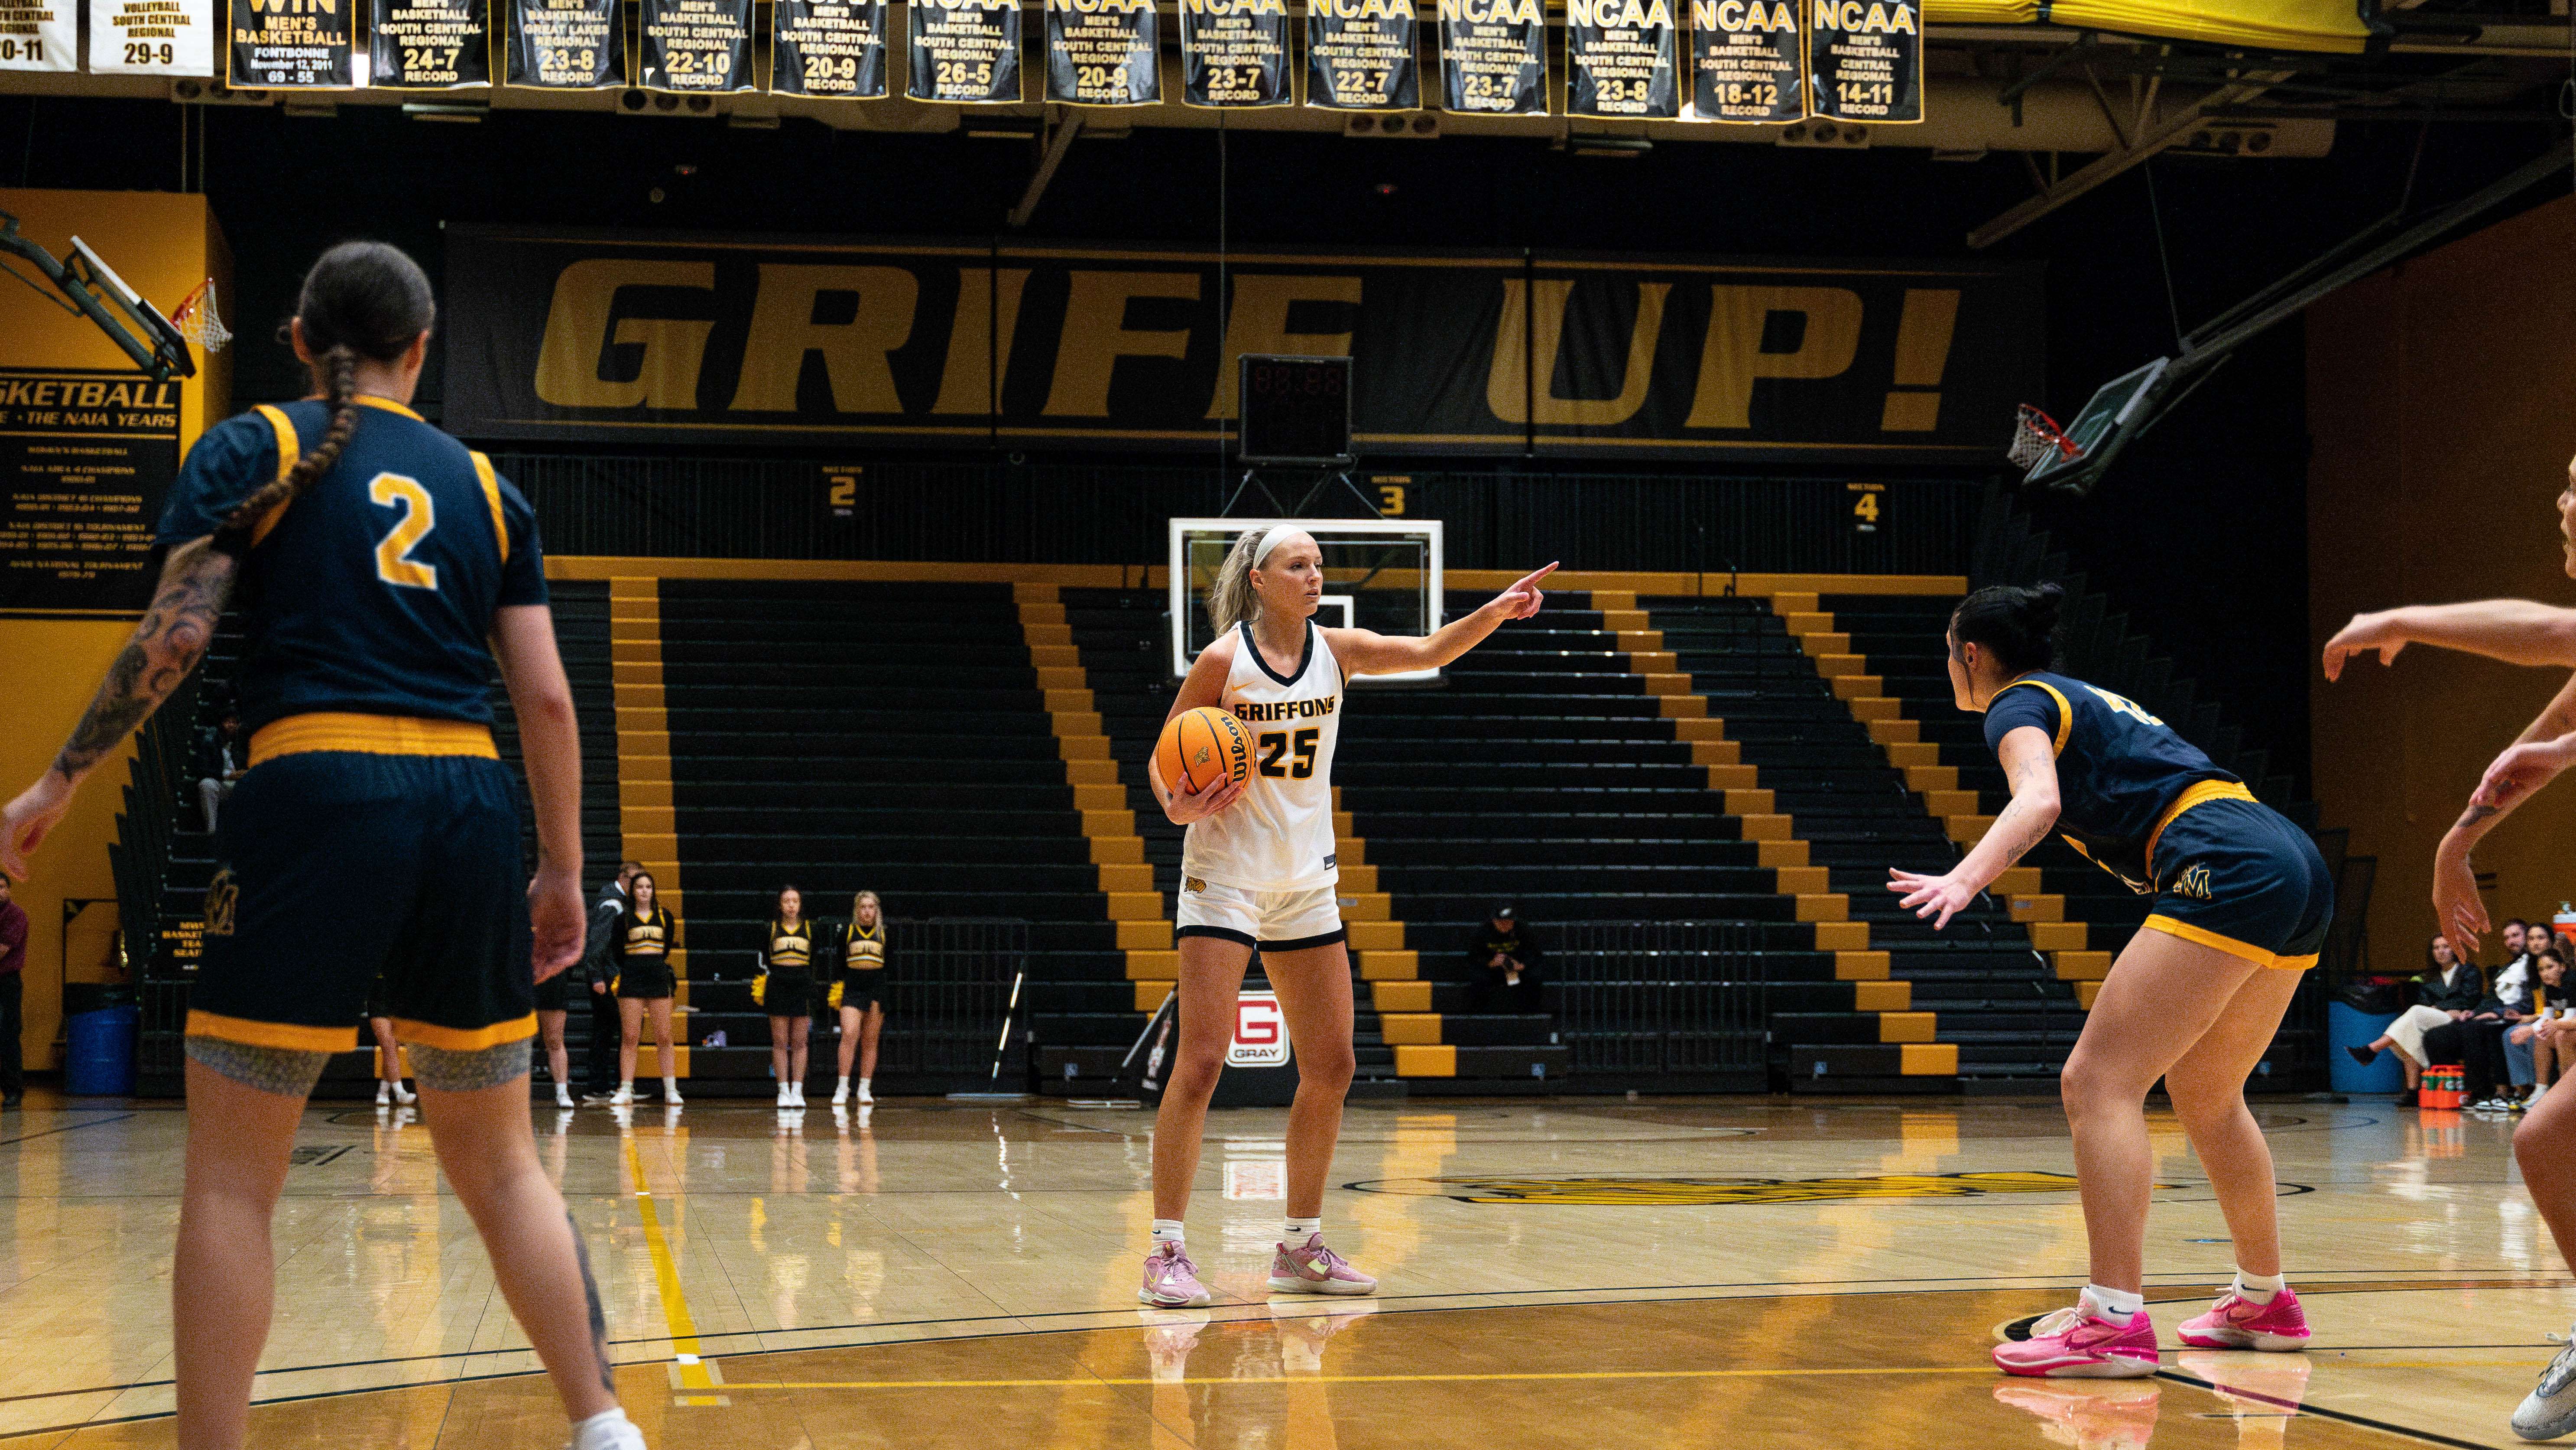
[204,868,239,936]
[1184,876,1207,894]
[2174,864,2213,901]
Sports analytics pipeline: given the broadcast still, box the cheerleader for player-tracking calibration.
[832,890,886,1105]
[612,871,680,1105]
[760,886,818,1108]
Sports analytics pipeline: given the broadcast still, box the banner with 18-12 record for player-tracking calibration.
[772,0,884,94]
[1687,0,1801,121]
[509,0,623,86]
[1178,0,1288,105]
[1436,0,1542,114]
[227,0,353,87]
[1810,0,1921,122]
[368,0,488,87]
[1045,0,1157,105]
[909,0,1019,101]
[1305,0,1415,109]
[640,0,751,89]
[1565,0,1677,117]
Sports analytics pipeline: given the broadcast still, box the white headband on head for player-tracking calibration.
[1252,525,1298,567]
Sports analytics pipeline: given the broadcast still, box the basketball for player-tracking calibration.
[1155,705,1250,795]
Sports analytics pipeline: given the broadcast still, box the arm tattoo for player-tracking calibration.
[51,540,236,780]
[2456,803,2501,832]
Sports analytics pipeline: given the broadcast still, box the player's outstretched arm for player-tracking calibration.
[1886,726,2060,931]
[2323,601,2576,679]
[2426,669,2576,954]
[0,536,236,878]
[1327,562,1557,677]
[493,603,587,980]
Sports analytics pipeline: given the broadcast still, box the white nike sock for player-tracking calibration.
[2081,1284,2145,1321]
[837,1076,850,1090]
[2233,1269,2286,1303]
[1152,1219,1187,1248]
[1285,1216,1321,1242]
[569,1407,635,1450]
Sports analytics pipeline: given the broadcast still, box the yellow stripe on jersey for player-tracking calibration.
[248,712,500,767]
[247,404,300,547]
[469,450,510,566]
[1991,677,2074,756]
[185,1008,357,1053]
[393,1014,539,1050]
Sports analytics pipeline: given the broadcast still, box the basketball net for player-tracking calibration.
[2006,403,2076,471]
[170,279,231,352]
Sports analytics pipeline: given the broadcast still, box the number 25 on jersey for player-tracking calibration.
[2086,685,2164,728]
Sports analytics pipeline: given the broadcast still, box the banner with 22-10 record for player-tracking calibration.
[1565,0,1677,117]
[1046,0,1157,104]
[909,0,1019,100]
[443,228,2041,463]
[228,0,352,86]
[772,0,885,94]
[1687,0,1800,121]
[1178,0,1288,105]
[640,0,751,89]
[1436,0,1542,115]
[509,0,623,86]
[1810,0,1921,122]
[1306,0,1415,109]
[368,0,489,87]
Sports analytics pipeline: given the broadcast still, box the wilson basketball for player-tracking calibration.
[1155,705,1251,795]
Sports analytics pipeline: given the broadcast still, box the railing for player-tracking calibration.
[868,917,1030,1079]
[1547,920,1769,1078]
[114,671,205,1093]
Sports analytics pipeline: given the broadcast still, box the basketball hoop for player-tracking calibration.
[2007,403,2077,472]
[169,279,230,352]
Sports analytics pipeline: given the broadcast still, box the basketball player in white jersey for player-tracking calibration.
[1139,524,1555,1307]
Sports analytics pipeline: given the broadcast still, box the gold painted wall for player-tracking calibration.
[2309,193,2576,971]
[1,188,228,1072]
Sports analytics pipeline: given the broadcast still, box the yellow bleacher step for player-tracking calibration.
[1614,629,1665,651]
[1022,621,1073,646]
[1769,592,1820,615]
[1359,951,1420,981]
[1814,655,1868,679]
[1597,608,1650,633]
[1028,644,1082,669]
[1774,865,1830,895]
[1625,650,1680,673]
[1394,1044,1457,1077]
[1943,814,1995,845]
[1795,894,1850,923]
[1707,763,1759,789]
[1658,693,1709,718]
[1097,863,1155,893]
[1641,672,1694,696]
[1798,632,1853,658]
[1781,611,1836,637]
[1036,666,1085,690]
[1738,813,1793,841]
[1848,696,1901,722]
[1878,1012,1938,1044]
[1835,950,1891,980]
[622,805,675,834]
[631,1046,691,1079]
[1044,687,1097,712]
[1590,590,1639,611]
[1901,1043,1960,1075]
[1379,1014,1443,1046]
[2007,894,2065,924]
[1066,759,1119,786]
[1884,741,1940,769]
[1673,716,1728,742]
[1335,836,1368,866]
[1348,921,1405,952]
[1133,981,1174,1011]
[2075,980,2104,1010]
[1757,839,1810,868]
[1106,891,1165,921]
[1088,836,1144,865]
[611,660,664,686]
[1338,864,1379,893]
[1853,980,1912,1012]
[1903,764,1959,793]
[2056,951,2113,981]
[1083,808,1139,837]
[1829,674,1883,700]
[1372,981,1432,1012]
[618,779,673,811]
[1690,739,1745,767]
[1722,788,1774,815]
[1991,866,2042,894]
[1074,784,1129,810]
[609,639,659,664]
[1921,789,1979,817]
[1813,921,1870,951]
[2028,921,2087,952]
[1125,950,1180,980]
[1868,718,1921,745]
[1339,892,1392,921]
[1118,920,1174,951]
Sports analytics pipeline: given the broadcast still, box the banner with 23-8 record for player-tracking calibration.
[509,0,623,86]
[1565,0,1677,117]
[1436,0,1544,114]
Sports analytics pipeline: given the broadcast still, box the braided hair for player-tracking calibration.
[217,241,437,546]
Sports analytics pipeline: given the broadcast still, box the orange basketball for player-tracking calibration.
[1155,705,1252,795]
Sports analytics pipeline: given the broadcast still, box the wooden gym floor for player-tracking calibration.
[0,1094,2563,1447]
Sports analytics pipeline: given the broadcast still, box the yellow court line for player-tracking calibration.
[720,1367,2006,1390]
[621,1134,719,1391]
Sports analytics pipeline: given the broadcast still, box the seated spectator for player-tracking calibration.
[193,710,242,834]
[2348,934,2487,1103]
[1464,905,1544,1015]
[2509,946,2575,1106]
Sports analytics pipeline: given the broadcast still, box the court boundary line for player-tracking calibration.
[2153,1367,2498,1450]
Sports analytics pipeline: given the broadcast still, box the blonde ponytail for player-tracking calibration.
[1207,527,1266,635]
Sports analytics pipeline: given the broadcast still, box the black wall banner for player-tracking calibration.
[640,0,751,89]
[772,0,885,94]
[0,370,181,612]
[907,0,1020,101]
[508,0,623,86]
[443,229,2040,463]
[1305,0,1415,110]
[1564,0,1677,118]
[1178,0,1288,106]
[1436,0,1543,115]
[226,0,352,87]
[1810,0,1921,122]
[367,0,487,86]
[1045,0,1157,105]
[1687,0,1801,121]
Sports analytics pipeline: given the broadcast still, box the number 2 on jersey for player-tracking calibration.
[370,473,438,591]
[2085,685,2165,728]
[1257,728,1318,779]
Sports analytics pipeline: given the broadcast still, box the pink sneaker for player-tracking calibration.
[2177,1286,2310,1351]
[1993,1306,2160,1378]
[1139,1243,1212,1308]
[1267,1233,1377,1296]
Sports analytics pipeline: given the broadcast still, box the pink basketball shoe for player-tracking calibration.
[2177,1285,2310,1351]
[1993,1305,2161,1378]
[1267,1233,1377,1296]
[1139,1242,1213,1308]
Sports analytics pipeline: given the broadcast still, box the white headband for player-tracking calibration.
[1252,525,1299,566]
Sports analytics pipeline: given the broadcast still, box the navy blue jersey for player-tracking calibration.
[1983,672,2239,893]
[157,397,547,736]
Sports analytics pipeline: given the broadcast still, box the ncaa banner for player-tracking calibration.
[1810,0,1921,122]
[1045,0,1157,105]
[227,0,354,87]
[1564,0,1676,118]
[367,0,490,87]
[640,0,752,89]
[772,0,886,95]
[1178,0,1288,106]
[89,0,215,74]
[908,0,1020,101]
[0,0,75,71]
[443,228,2041,463]
[1686,0,1801,121]
[1436,0,1543,115]
[1305,0,1415,110]
[507,0,624,86]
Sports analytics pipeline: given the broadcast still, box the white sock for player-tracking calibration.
[837,1076,850,1089]
[618,1079,633,1091]
[569,1407,633,1450]
[1152,1219,1186,1247]
[2081,1284,2145,1321]
[1285,1216,1321,1242]
[859,1077,871,1090]
[2233,1269,2286,1303]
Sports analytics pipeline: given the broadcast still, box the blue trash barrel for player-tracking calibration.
[2329,1001,2404,1094]
[64,1005,138,1096]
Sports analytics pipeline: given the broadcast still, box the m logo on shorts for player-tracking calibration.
[204,868,239,937]
[1184,876,1207,894]
[1322,854,1337,870]
[2175,864,2213,901]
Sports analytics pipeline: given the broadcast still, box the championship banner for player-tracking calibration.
[1305,0,1415,110]
[367,0,488,86]
[227,0,354,87]
[772,0,885,95]
[1564,0,1676,118]
[0,0,75,71]
[1810,0,1921,122]
[1045,0,1156,105]
[507,0,623,86]
[1177,0,1288,106]
[907,0,1020,102]
[444,228,2041,463]
[1686,0,1801,121]
[89,0,216,74]
[1436,0,1543,115]
[0,370,182,611]
[640,0,751,89]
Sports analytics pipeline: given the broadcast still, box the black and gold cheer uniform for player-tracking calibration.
[759,917,818,1016]
[840,921,888,1013]
[1986,672,2334,969]
[613,905,678,999]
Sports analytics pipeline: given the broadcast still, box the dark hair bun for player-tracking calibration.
[1951,582,2067,676]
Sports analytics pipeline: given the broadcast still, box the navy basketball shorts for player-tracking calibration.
[2141,796,2336,971]
[189,749,537,1052]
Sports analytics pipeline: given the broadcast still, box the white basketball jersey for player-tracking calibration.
[1182,619,1344,892]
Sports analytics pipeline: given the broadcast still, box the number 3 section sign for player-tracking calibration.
[1230,991,1292,1067]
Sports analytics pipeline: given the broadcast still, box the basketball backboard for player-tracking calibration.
[2023,358,2170,493]
[1168,518,1444,683]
